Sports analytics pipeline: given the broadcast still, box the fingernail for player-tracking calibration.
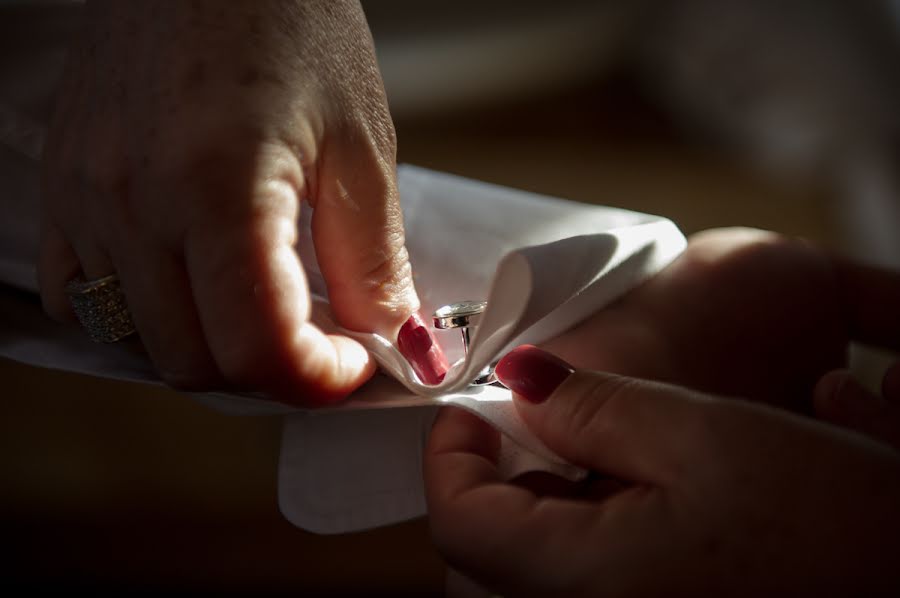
[495,345,574,404]
[397,312,449,385]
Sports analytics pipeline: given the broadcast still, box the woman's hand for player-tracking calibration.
[543,227,900,411]
[39,1,446,403]
[425,346,900,596]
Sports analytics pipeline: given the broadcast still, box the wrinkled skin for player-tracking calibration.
[40,1,417,404]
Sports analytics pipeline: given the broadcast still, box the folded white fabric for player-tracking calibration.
[276,166,687,532]
[0,38,686,531]
[0,154,685,532]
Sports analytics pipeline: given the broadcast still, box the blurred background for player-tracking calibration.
[2,0,898,594]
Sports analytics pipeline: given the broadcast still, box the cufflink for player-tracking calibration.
[433,300,499,386]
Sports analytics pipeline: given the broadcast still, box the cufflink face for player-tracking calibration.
[432,300,487,330]
[432,300,500,387]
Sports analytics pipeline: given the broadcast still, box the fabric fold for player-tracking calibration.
[0,82,686,532]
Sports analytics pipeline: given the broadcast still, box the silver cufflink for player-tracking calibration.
[433,300,499,386]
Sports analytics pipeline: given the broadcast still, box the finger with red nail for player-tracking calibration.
[397,312,449,385]
[425,346,900,596]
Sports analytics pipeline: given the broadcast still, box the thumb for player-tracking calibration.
[312,123,416,336]
[495,345,712,485]
[311,130,448,385]
[813,369,900,451]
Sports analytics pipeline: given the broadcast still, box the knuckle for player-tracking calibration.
[161,145,244,187]
[563,375,636,447]
[358,238,414,306]
[685,228,817,284]
[339,88,398,157]
[374,113,398,155]
[167,143,301,227]
[328,221,415,330]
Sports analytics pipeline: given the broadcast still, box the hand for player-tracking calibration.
[425,346,900,596]
[38,1,446,403]
[542,227,900,411]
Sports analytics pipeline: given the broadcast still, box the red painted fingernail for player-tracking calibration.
[397,312,449,385]
[495,345,574,404]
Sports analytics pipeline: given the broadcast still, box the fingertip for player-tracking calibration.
[327,332,378,387]
[397,312,449,385]
[495,345,575,405]
[277,326,376,406]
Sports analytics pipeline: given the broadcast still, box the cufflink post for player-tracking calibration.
[432,300,498,386]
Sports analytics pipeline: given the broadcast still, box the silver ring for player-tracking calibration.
[64,274,136,343]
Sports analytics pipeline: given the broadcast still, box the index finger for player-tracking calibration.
[179,147,376,405]
[185,212,375,405]
[311,99,418,336]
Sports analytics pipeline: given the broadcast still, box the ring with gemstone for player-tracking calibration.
[64,274,136,343]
